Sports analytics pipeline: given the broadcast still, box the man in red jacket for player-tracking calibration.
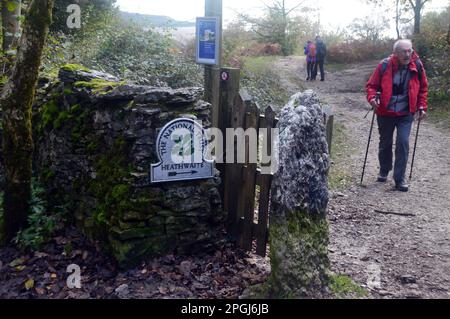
[366,39,428,192]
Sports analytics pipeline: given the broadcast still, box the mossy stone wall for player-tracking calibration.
[27,65,225,267]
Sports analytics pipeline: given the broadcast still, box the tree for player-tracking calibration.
[366,0,432,35]
[1,0,54,241]
[349,15,390,42]
[409,0,431,34]
[239,0,308,56]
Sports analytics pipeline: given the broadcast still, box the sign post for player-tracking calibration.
[196,17,220,65]
[202,0,222,130]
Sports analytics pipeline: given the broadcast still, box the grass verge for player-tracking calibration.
[329,274,368,298]
[328,122,356,190]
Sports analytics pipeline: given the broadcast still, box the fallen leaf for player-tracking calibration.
[24,278,35,290]
[35,287,45,295]
[15,265,26,271]
[192,282,209,290]
[158,286,168,294]
[34,252,49,259]
[9,258,25,268]
[82,251,89,260]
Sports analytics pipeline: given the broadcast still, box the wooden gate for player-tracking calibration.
[216,68,333,257]
[217,68,278,257]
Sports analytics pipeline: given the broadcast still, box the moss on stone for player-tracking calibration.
[63,87,73,95]
[53,111,71,130]
[40,99,59,129]
[268,210,330,298]
[61,63,90,72]
[74,79,124,94]
[88,137,132,228]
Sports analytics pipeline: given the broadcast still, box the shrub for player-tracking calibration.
[327,40,394,64]
[412,9,449,102]
[11,181,65,250]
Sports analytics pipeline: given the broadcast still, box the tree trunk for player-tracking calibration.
[396,0,401,39]
[1,0,22,53]
[413,7,421,34]
[1,0,54,241]
[411,0,424,35]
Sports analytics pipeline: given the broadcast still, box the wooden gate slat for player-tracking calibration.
[238,96,259,251]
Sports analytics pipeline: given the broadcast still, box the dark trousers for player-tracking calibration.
[307,62,315,78]
[313,59,325,80]
[377,114,414,183]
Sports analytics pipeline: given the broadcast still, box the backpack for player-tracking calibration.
[380,57,424,82]
[308,43,316,57]
[316,42,326,58]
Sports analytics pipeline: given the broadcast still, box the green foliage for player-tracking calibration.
[50,0,117,34]
[413,9,449,104]
[241,56,290,111]
[12,181,63,250]
[86,22,201,88]
[6,0,20,12]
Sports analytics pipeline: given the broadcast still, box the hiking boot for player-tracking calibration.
[320,78,325,81]
[395,181,409,192]
[377,171,388,182]
[306,77,310,81]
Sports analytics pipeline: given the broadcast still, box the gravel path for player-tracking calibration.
[274,56,450,299]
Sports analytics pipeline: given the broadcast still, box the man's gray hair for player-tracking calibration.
[393,39,413,52]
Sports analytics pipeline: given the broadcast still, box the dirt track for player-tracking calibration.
[274,56,450,299]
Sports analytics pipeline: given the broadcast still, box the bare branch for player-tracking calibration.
[286,0,307,15]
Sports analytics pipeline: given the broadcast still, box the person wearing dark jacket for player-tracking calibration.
[312,35,327,81]
[366,39,428,192]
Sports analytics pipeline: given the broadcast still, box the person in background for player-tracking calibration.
[312,35,327,81]
[304,40,316,81]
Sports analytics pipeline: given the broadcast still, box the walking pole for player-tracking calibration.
[409,109,423,181]
[361,108,376,184]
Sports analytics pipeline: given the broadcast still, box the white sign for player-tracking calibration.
[196,17,220,65]
[150,118,214,183]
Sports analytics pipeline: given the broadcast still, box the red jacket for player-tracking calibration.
[366,52,428,117]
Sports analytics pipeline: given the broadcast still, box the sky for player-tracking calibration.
[115,0,449,37]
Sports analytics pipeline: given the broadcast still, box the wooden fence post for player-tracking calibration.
[218,68,240,205]
[204,0,222,129]
[224,91,246,238]
[255,105,277,256]
[323,106,334,155]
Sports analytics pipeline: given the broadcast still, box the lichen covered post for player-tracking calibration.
[269,90,331,298]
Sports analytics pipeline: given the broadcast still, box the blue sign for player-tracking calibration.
[196,17,220,65]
